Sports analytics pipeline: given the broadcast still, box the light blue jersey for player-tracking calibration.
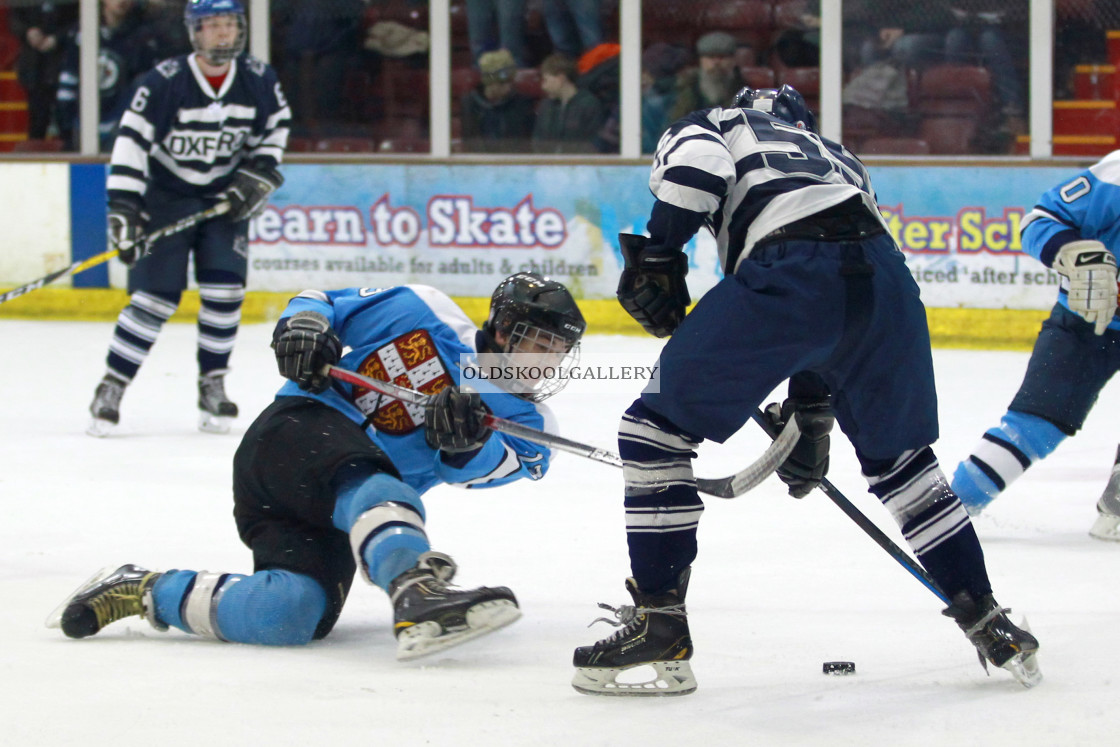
[1021,149,1120,331]
[276,285,554,494]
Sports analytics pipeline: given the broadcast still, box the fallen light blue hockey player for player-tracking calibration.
[49,273,586,659]
[952,149,1120,542]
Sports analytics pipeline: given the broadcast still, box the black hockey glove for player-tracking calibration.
[763,395,835,499]
[616,233,690,338]
[223,160,284,221]
[107,196,150,267]
[424,386,492,454]
[271,311,342,393]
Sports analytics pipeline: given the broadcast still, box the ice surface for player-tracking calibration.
[2,320,1116,746]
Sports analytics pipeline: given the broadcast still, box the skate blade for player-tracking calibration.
[1002,615,1042,689]
[44,566,115,629]
[198,412,234,434]
[1089,511,1120,541]
[396,600,521,661]
[86,418,116,438]
[571,660,697,697]
[1002,650,1042,688]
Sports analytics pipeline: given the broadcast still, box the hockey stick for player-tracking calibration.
[0,201,231,306]
[750,409,950,605]
[324,365,799,498]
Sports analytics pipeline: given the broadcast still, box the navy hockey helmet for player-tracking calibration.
[184,0,247,66]
[732,84,818,134]
[482,272,586,401]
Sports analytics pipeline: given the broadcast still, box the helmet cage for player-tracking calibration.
[499,320,582,402]
[184,0,247,66]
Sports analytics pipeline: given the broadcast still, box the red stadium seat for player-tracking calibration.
[919,116,979,155]
[514,68,543,99]
[777,66,820,97]
[739,66,775,89]
[379,137,430,154]
[859,137,932,155]
[315,137,377,153]
[702,0,773,49]
[12,138,63,152]
[285,136,315,153]
[917,64,991,117]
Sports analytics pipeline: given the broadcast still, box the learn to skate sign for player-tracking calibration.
[250,194,567,250]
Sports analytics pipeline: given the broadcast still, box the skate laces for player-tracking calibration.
[86,580,147,629]
[588,601,687,643]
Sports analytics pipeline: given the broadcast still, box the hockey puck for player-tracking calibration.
[822,661,856,675]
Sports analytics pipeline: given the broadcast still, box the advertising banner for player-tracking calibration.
[241,162,1082,309]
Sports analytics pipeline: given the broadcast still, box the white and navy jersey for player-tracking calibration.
[647,107,885,273]
[1021,149,1120,330]
[276,286,555,495]
[107,52,290,203]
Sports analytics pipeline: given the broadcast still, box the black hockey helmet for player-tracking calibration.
[731,84,818,134]
[481,272,586,401]
[484,272,586,350]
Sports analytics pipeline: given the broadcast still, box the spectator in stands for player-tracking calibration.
[143,0,192,55]
[273,0,365,135]
[640,42,688,153]
[465,0,528,68]
[10,0,78,141]
[852,0,952,72]
[460,48,535,153]
[56,0,161,152]
[771,0,821,68]
[532,53,602,154]
[541,0,602,59]
[669,31,745,122]
[944,2,1027,129]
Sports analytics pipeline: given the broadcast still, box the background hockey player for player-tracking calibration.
[88,0,289,436]
[51,273,587,660]
[571,85,1040,696]
[952,151,1120,542]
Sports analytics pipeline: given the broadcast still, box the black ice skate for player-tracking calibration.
[1090,445,1120,541]
[87,374,127,437]
[389,551,521,661]
[45,564,166,639]
[571,569,696,696]
[943,590,1042,688]
[198,371,239,433]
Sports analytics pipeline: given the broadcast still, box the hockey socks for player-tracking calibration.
[952,410,1065,515]
[152,569,327,645]
[619,400,703,595]
[332,472,430,591]
[864,447,991,599]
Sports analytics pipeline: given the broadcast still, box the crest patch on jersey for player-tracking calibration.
[351,330,453,435]
[156,58,180,78]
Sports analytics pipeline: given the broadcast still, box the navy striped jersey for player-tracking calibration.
[277,285,556,495]
[107,52,291,204]
[647,107,887,273]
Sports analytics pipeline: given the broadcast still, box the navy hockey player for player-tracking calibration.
[50,274,587,660]
[952,150,1120,541]
[571,85,1040,696]
[88,0,289,436]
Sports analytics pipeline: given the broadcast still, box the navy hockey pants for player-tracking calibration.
[1009,303,1120,435]
[642,232,939,461]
